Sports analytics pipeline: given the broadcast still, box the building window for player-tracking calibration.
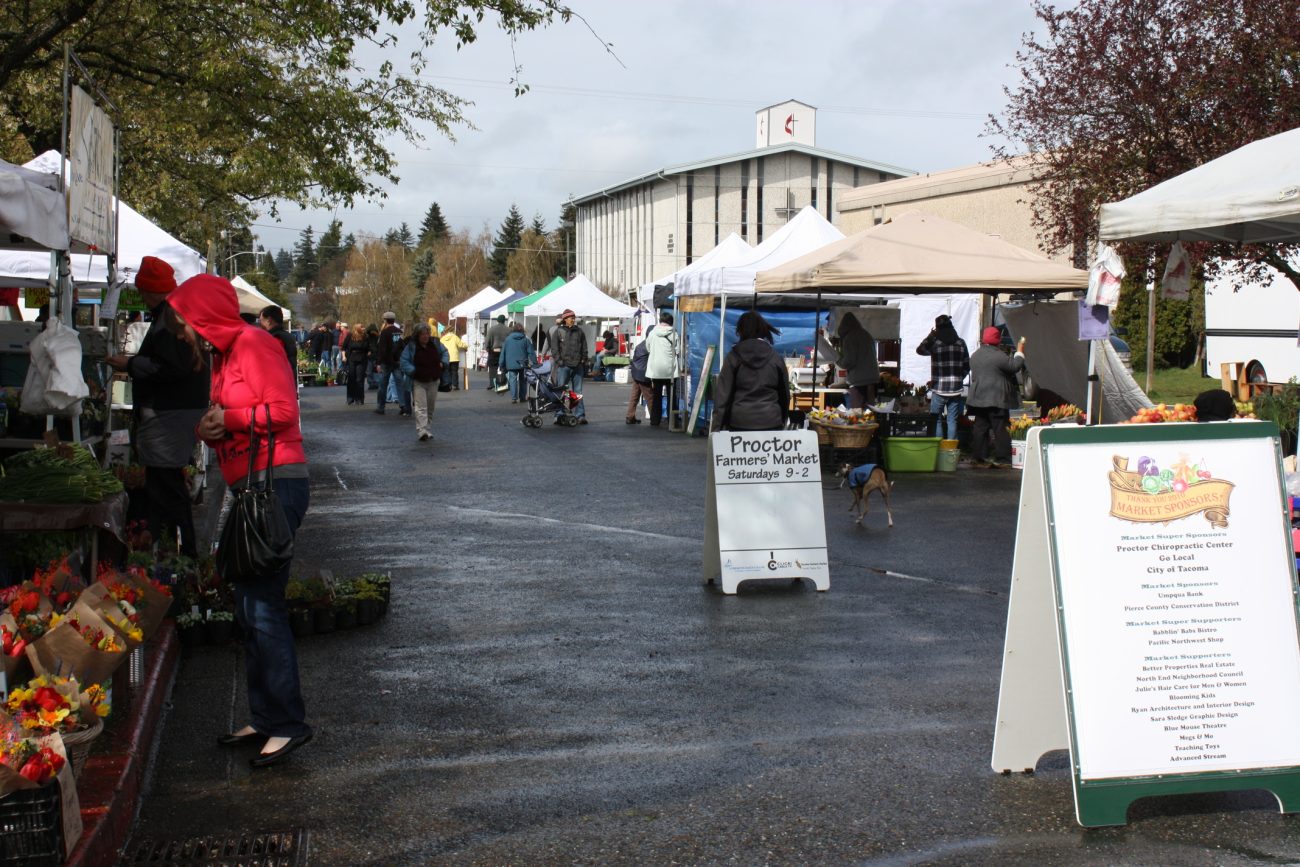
[826,162,834,220]
[685,174,694,264]
[755,156,765,244]
[810,156,818,211]
[740,160,750,241]
[714,165,721,247]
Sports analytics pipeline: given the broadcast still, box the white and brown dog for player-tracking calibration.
[836,462,894,527]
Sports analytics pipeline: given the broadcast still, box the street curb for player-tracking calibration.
[65,620,178,867]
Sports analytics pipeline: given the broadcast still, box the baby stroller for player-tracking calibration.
[521,361,583,428]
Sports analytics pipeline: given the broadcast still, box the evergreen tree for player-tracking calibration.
[530,212,546,236]
[316,219,344,268]
[409,248,436,321]
[395,222,415,250]
[554,199,576,278]
[489,204,525,286]
[418,203,450,248]
[273,248,293,280]
[257,244,281,285]
[340,234,356,261]
[383,228,400,247]
[291,225,318,288]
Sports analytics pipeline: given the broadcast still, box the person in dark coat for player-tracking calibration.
[342,323,372,405]
[105,256,209,556]
[967,326,1026,468]
[258,305,298,376]
[484,314,511,390]
[307,323,330,362]
[498,322,537,403]
[552,309,589,422]
[625,336,653,424]
[710,311,790,432]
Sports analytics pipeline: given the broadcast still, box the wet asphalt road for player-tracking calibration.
[131,378,1300,866]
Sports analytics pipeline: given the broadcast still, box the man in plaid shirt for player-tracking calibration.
[915,314,970,439]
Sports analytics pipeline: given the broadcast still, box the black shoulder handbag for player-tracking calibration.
[216,405,294,584]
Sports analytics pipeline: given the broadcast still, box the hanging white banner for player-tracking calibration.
[68,85,115,253]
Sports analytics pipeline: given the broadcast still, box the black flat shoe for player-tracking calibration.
[249,733,312,768]
[217,729,260,746]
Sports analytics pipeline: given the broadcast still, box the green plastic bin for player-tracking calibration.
[884,436,942,472]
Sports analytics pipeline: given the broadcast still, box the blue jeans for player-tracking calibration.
[930,392,965,439]
[555,366,585,417]
[377,364,410,412]
[329,345,341,372]
[233,476,311,738]
[507,369,528,401]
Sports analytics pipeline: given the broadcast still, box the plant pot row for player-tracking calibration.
[289,595,389,638]
[177,618,236,649]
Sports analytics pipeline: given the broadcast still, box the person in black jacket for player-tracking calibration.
[710,311,789,433]
[106,256,210,556]
[625,337,653,424]
[342,323,372,405]
[258,305,298,376]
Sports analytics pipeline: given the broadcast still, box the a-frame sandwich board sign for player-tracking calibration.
[992,421,1300,827]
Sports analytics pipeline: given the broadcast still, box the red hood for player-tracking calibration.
[170,274,246,353]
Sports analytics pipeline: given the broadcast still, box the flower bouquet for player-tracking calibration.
[5,674,108,778]
[1046,403,1085,425]
[0,617,31,683]
[95,563,172,640]
[26,606,129,687]
[0,720,82,857]
[1010,415,1043,441]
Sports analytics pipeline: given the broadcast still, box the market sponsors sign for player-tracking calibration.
[707,430,829,591]
[1108,455,1235,528]
[68,85,114,253]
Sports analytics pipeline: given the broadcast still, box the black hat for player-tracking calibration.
[496,314,506,323]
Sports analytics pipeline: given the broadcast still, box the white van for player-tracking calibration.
[1204,260,1300,386]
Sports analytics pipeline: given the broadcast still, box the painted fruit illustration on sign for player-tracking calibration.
[1108,454,1235,528]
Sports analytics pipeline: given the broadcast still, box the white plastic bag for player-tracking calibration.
[19,318,87,417]
[1160,241,1191,300]
[1086,242,1126,308]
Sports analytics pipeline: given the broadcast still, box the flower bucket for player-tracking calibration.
[1011,440,1027,469]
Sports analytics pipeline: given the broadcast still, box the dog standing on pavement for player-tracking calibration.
[836,462,894,527]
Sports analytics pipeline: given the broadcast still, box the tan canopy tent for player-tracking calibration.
[754,211,1088,294]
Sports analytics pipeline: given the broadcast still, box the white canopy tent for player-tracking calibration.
[636,233,752,307]
[523,274,637,318]
[0,151,205,289]
[0,157,67,252]
[230,276,289,326]
[448,285,505,320]
[1098,126,1300,244]
[676,206,845,297]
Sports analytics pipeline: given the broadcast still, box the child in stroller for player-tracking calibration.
[522,360,584,428]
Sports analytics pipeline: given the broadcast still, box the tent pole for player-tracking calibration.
[1144,280,1155,393]
[812,290,822,412]
[1085,339,1097,426]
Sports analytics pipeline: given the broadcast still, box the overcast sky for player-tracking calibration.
[253,0,1050,257]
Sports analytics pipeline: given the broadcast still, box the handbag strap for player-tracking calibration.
[243,404,277,489]
[243,406,260,488]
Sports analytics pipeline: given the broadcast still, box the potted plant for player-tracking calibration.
[333,580,357,629]
[301,577,334,634]
[285,579,313,638]
[359,572,391,605]
[1253,378,1299,454]
[354,582,383,625]
[206,610,235,644]
[175,611,205,648]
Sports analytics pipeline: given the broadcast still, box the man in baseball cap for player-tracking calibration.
[551,309,588,424]
[105,257,209,555]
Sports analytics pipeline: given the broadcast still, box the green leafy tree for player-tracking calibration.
[292,226,318,289]
[989,0,1300,291]
[1111,271,1206,371]
[0,1,585,247]
[418,204,450,249]
[489,204,525,286]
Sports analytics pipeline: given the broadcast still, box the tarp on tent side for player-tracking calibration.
[0,158,67,251]
[999,300,1151,423]
[507,276,565,314]
[888,295,983,387]
[480,290,524,320]
[524,274,637,318]
[755,211,1088,294]
[449,286,504,320]
[675,207,845,297]
[231,276,289,322]
[1099,126,1300,244]
[0,151,205,287]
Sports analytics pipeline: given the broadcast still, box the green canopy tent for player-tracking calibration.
[507,276,565,314]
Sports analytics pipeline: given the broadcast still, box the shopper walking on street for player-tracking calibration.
[485,314,510,390]
[552,309,589,423]
[168,273,313,768]
[342,323,371,405]
[711,310,789,433]
[105,256,209,558]
[499,322,537,404]
[375,312,409,415]
[644,312,679,428]
[399,323,449,442]
[440,329,469,390]
[916,314,970,439]
[625,336,653,424]
[967,326,1026,468]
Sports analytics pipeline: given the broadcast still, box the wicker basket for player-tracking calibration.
[829,423,879,449]
[61,716,103,779]
[807,421,833,446]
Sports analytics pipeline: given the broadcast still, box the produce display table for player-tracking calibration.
[0,492,128,581]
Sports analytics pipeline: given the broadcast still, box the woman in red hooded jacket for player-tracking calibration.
[168,274,312,768]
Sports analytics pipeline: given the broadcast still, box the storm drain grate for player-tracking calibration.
[125,828,308,866]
